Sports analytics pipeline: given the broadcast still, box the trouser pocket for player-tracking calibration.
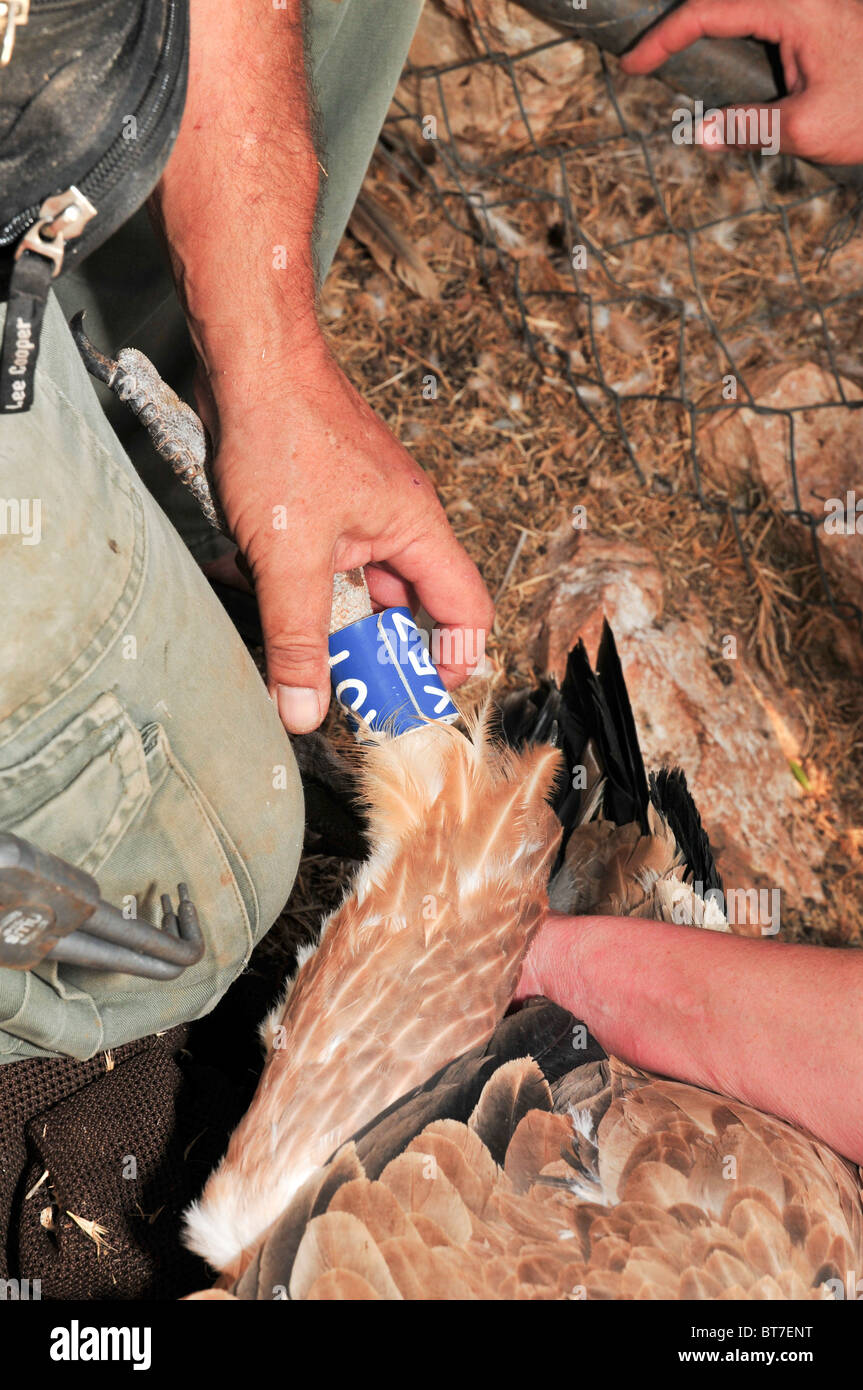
[0,692,254,1061]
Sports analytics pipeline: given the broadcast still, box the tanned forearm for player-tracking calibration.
[146,0,493,735]
[519,915,863,1163]
[150,0,322,409]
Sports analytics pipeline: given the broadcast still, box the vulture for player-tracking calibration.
[67,320,861,1301]
[184,627,863,1302]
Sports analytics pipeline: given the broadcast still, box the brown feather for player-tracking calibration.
[328,1178,411,1244]
[376,1236,478,1301]
[217,1070,863,1300]
[505,1110,573,1194]
[403,1126,498,1217]
[469,1057,554,1167]
[552,804,686,919]
[380,1150,474,1245]
[185,718,561,1274]
[290,1211,403,1301]
[348,189,440,300]
[305,1269,382,1301]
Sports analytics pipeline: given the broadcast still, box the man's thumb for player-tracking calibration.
[255,552,334,734]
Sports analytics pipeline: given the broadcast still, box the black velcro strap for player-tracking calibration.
[0,251,54,414]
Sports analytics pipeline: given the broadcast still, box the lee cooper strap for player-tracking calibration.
[0,248,52,413]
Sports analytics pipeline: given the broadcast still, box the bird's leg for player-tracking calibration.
[71,312,229,535]
[70,311,371,627]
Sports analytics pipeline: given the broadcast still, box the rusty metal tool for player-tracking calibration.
[0,832,205,978]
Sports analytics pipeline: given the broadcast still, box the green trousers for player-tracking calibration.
[0,0,424,1062]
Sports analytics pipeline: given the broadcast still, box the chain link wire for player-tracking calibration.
[381,4,863,634]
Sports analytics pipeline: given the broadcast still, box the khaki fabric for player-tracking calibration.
[0,292,304,1059]
[0,0,424,1059]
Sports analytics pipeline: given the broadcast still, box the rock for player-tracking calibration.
[534,534,665,670]
[531,532,828,918]
[397,0,585,147]
[698,362,863,611]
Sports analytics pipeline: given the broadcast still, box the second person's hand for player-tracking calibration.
[621,0,863,165]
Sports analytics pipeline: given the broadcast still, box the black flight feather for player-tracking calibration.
[649,766,723,894]
[499,622,721,891]
[502,623,650,839]
[593,621,650,831]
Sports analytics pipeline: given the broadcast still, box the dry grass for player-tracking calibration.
[275,40,863,960]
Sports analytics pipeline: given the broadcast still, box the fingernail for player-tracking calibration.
[277,684,322,733]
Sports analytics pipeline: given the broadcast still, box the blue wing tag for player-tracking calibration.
[328,606,459,737]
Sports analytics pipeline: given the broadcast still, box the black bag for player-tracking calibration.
[0,0,189,412]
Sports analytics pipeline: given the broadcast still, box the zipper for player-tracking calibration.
[0,0,182,252]
[0,0,185,414]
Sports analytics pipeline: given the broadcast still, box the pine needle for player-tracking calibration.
[66,1211,112,1255]
[25,1169,49,1201]
[184,1129,207,1162]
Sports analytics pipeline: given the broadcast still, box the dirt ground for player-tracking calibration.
[276,36,863,962]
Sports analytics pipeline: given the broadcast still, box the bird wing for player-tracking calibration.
[184,717,563,1276]
[184,628,848,1297]
[201,1003,861,1301]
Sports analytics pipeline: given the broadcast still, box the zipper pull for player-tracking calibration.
[15,186,98,274]
[1,186,96,414]
[0,0,29,67]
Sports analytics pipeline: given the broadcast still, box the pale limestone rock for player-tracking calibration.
[532,533,827,912]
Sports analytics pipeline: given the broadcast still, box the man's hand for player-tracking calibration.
[153,0,493,733]
[213,343,493,733]
[621,0,863,165]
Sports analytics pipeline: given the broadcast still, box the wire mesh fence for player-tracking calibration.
[378,0,863,635]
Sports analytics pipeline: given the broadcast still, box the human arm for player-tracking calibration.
[150,0,493,733]
[517,912,863,1163]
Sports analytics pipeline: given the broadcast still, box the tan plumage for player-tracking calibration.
[184,716,562,1276]
[184,628,863,1299]
[191,1043,862,1301]
[549,803,727,926]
